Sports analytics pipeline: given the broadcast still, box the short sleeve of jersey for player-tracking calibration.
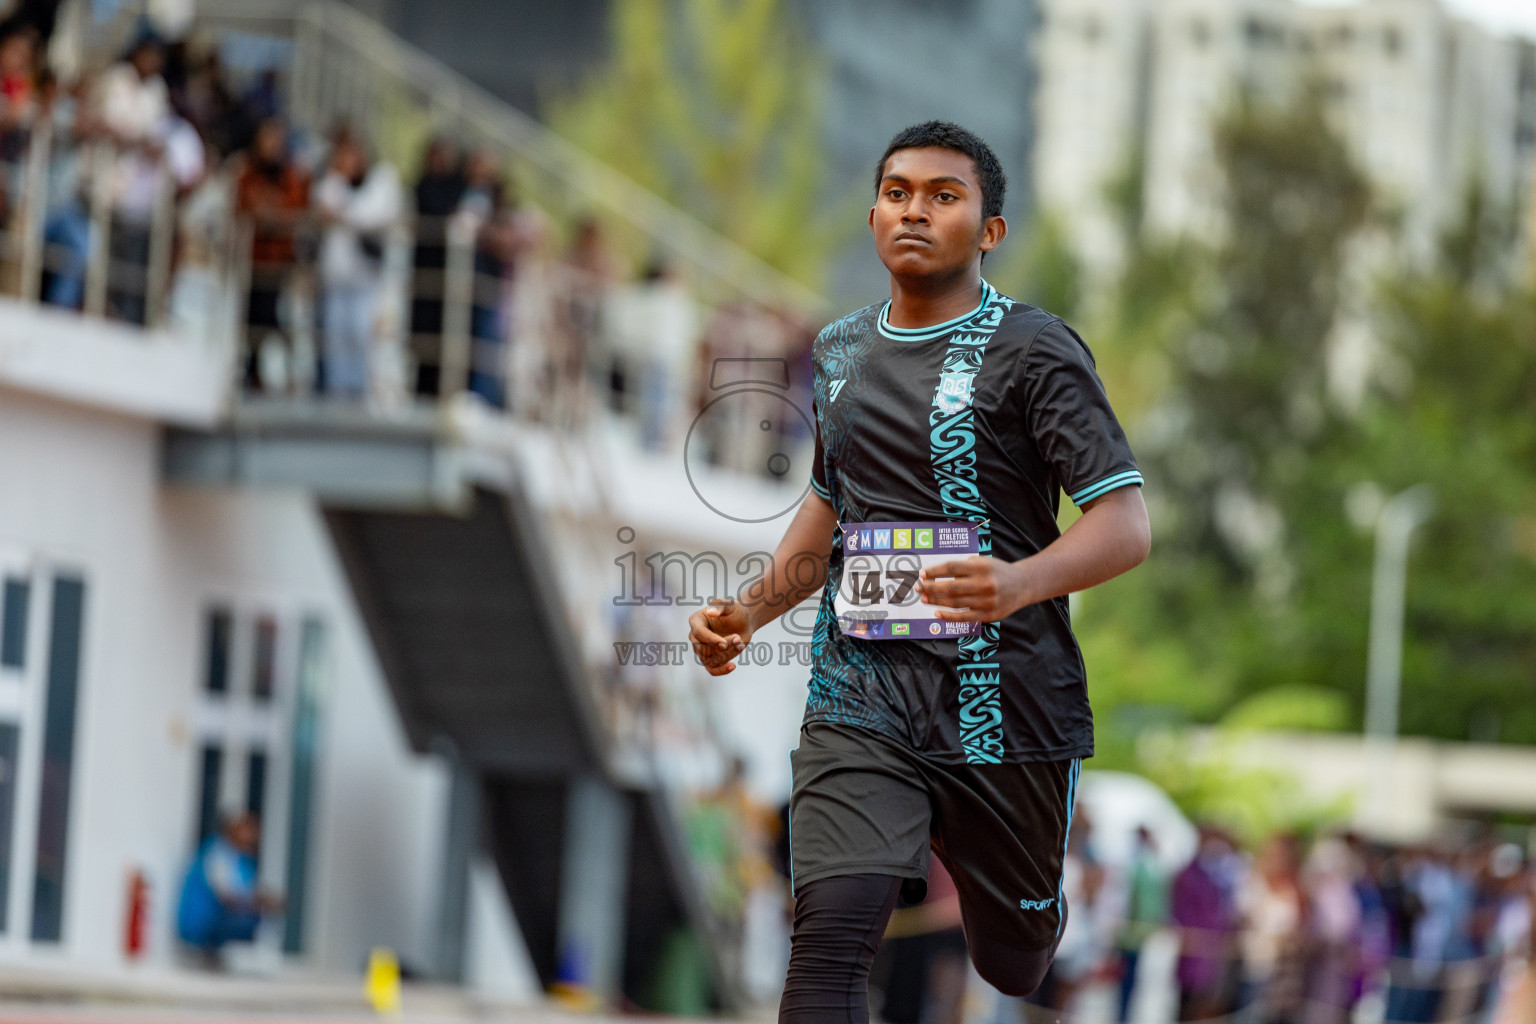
[1022,319,1143,507]
[810,392,831,501]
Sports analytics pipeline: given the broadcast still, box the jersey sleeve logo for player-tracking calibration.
[829,379,847,402]
[934,370,976,415]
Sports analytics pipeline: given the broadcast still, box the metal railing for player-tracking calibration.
[193,0,829,317]
[0,123,241,348]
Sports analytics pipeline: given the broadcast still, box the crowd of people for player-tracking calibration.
[1009,822,1534,1024]
[849,818,1535,1024]
[0,18,813,464]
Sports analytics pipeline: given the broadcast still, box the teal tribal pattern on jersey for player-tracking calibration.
[803,282,1140,764]
[805,308,894,729]
[929,291,1011,763]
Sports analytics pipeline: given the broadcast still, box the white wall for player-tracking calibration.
[0,379,537,994]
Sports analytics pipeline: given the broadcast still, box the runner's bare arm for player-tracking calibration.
[687,491,838,675]
[918,485,1150,622]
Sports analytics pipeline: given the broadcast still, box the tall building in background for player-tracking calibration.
[1036,0,1536,275]
[791,0,1037,302]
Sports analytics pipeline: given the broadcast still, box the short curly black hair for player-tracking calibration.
[874,121,1007,221]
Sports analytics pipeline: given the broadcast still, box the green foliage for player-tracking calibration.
[1219,685,1349,733]
[989,212,1083,321]
[544,0,847,287]
[1075,77,1536,757]
[1137,730,1353,846]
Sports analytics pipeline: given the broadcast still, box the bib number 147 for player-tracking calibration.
[845,567,920,605]
[834,520,980,639]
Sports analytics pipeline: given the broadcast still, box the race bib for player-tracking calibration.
[834,521,980,639]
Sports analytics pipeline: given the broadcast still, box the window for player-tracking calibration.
[283,617,327,954]
[1,578,27,670]
[204,607,233,695]
[0,723,18,931]
[252,616,277,702]
[30,575,86,943]
[194,744,224,846]
[245,748,267,867]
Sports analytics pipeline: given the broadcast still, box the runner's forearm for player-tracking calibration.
[742,492,837,633]
[1012,485,1150,606]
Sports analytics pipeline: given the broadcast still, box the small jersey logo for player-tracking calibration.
[1019,897,1056,912]
[829,379,848,402]
[928,622,942,635]
[934,371,975,415]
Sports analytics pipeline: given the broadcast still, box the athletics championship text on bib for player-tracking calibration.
[834,521,980,639]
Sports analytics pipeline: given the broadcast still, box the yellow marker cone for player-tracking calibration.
[365,946,403,1016]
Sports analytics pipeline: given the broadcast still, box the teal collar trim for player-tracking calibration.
[877,281,994,342]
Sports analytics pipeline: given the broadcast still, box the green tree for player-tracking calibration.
[545,0,846,287]
[1078,78,1536,749]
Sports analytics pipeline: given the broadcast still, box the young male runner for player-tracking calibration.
[687,121,1151,1021]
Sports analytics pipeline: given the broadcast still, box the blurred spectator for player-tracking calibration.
[41,71,92,310]
[1116,825,1169,1022]
[167,133,230,336]
[459,147,517,407]
[607,258,699,450]
[1174,826,1241,1020]
[171,43,245,157]
[176,811,283,966]
[1344,833,1393,1012]
[409,135,464,396]
[314,130,400,399]
[234,116,308,389]
[564,215,616,377]
[504,206,563,421]
[1239,833,1305,1024]
[0,26,37,129]
[0,26,38,290]
[94,32,169,325]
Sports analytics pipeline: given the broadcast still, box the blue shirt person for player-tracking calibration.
[177,812,283,960]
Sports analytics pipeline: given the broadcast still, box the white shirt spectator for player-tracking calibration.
[94,61,167,142]
[314,161,402,286]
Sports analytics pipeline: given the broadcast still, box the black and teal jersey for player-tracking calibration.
[805,281,1142,764]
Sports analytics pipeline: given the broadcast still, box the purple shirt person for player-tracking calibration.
[1173,828,1240,1019]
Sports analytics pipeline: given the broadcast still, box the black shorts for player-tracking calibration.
[788,721,1080,952]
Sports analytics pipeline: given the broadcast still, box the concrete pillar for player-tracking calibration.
[433,739,480,982]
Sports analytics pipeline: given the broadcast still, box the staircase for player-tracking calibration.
[168,409,743,1009]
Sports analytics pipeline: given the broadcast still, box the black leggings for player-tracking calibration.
[778,873,1060,1024]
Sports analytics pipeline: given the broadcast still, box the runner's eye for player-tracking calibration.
[885,188,906,201]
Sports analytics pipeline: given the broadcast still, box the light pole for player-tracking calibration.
[1363,484,1434,742]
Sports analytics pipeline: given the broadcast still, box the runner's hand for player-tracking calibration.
[688,598,753,676]
[918,556,1028,622]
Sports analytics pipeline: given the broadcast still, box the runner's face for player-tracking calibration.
[870,147,1001,281]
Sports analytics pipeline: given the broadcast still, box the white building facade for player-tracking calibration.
[1034,0,1536,275]
[0,303,538,994]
